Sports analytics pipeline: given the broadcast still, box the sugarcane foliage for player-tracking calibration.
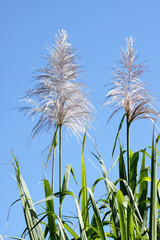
[12,153,44,240]
[93,139,152,239]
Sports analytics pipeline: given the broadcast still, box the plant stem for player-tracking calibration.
[51,146,55,193]
[126,115,130,185]
[149,127,157,239]
[59,125,62,218]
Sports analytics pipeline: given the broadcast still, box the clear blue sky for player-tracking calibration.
[1,0,160,238]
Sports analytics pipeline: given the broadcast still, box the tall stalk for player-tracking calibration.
[103,37,159,186]
[126,115,130,185]
[59,125,62,218]
[149,126,159,239]
[51,147,55,193]
[51,126,58,193]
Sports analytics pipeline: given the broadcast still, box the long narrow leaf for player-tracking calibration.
[35,190,87,239]
[149,128,158,239]
[116,190,127,240]
[87,187,108,240]
[60,164,77,207]
[81,130,89,229]
[129,151,139,195]
[119,141,127,196]
[43,178,56,240]
[12,153,44,240]
[138,149,148,221]
[63,222,79,240]
[127,203,135,240]
[45,125,59,169]
[74,197,88,240]
[55,215,69,240]
[93,143,120,238]
[112,114,126,159]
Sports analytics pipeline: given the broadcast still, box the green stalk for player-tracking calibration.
[127,115,130,185]
[59,125,62,218]
[51,146,55,193]
[149,127,158,239]
[51,125,59,193]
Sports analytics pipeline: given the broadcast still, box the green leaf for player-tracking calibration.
[60,164,77,207]
[116,190,127,240]
[112,114,126,159]
[119,141,127,196]
[35,191,77,239]
[129,151,139,195]
[140,207,148,238]
[43,178,56,240]
[12,153,44,240]
[149,127,158,239]
[93,143,120,238]
[118,179,144,227]
[55,215,69,240]
[138,149,148,221]
[45,125,59,169]
[74,196,88,240]
[87,187,108,240]
[127,203,135,240]
[81,130,89,229]
[3,237,25,240]
[157,179,160,205]
[44,213,70,240]
[35,191,74,206]
[63,222,79,239]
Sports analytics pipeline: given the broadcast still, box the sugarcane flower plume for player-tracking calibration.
[103,37,159,125]
[20,29,94,139]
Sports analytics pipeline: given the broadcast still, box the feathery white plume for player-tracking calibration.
[103,37,159,124]
[21,30,94,139]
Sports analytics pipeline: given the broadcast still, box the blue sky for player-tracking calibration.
[1,0,160,238]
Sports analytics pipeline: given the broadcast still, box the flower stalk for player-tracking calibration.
[51,146,55,193]
[126,115,130,185]
[20,29,94,219]
[59,124,62,218]
[103,37,159,186]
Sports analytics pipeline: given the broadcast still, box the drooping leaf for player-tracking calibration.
[112,114,126,159]
[12,153,44,240]
[35,190,87,239]
[55,215,69,240]
[93,143,120,238]
[63,222,79,239]
[2,237,25,240]
[45,125,59,169]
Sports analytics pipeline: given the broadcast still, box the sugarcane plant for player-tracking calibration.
[6,33,160,240]
[100,37,160,239]
[20,29,94,219]
[102,37,159,186]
